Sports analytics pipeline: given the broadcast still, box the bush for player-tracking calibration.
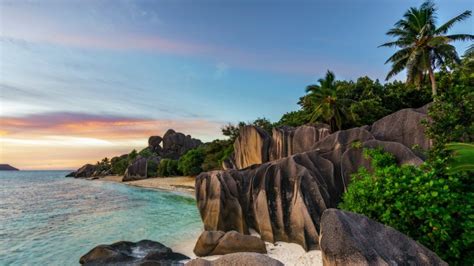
[200,140,234,171]
[147,159,158,177]
[339,148,473,264]
[139,147,153,158]
[157,159,181,177]
[111,156,128,175]
[178,148,205,176]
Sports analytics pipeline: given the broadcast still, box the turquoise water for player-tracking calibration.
[0,171,203,265]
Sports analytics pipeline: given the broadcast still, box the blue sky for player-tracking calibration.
[1,0,473,169]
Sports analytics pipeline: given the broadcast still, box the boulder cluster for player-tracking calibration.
[195,106,431,251]
[66,129,202,181]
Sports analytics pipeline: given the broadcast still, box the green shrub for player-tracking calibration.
[178,148,205,176]
[139,147,153,158]
[147,160,158,177]
[157,159,181,177]
[339,148,473,265]
[111,157,128,175]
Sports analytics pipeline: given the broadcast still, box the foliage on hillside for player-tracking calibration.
[339,149,473,264]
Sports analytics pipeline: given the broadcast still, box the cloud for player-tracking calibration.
[0,111,223,140]
[0,111,225,170]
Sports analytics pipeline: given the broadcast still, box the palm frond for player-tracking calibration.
[435,10,472,34]
[445,34,474,42]
[445,143,474,174]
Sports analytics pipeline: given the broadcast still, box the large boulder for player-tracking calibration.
[193,231,266,257]
[161,129,202,159]
[311,127,375,198]
[319,209,447,266]
[340,139,423,190]
[74,164,97,178]
[186,253,283,266]
[269,124,330,161]
[148,136,163,154]
[79,240,189,265]
[234,126,271,169]
[370,106,431,157]
[123,157,148,181]
[196,150,339,251]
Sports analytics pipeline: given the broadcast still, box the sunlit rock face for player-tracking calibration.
[232,124,331,170]
[196,106,431,251]
[233,126,272,169]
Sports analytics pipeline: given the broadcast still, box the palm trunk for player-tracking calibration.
[428,66,437,97]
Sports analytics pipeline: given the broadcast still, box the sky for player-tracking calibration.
[1,0,473,170]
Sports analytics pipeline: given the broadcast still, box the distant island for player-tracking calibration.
[0,164,19,171]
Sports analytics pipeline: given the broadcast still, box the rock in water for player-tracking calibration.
[79,240,189,265]
[193,231,266,257]
[0,164,19,171]
[234,126,271,169]
[74,164,97,178]
[319,209,447,266]
[186,253,283,266]
[370,106,431,157]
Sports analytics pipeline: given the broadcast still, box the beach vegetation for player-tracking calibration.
[178,147,205,176]
[157,159,181,177]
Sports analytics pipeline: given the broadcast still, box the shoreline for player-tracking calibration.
[84,175,322,265]
[90,175,196,196]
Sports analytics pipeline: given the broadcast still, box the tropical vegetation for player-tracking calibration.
[380,0,473,96]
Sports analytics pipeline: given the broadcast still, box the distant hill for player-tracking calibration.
[0,164,19,171]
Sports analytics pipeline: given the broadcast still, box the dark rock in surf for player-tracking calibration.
[79,240,189,265]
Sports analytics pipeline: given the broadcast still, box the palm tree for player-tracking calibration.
[300,70,351,131]
[380,1,474,96]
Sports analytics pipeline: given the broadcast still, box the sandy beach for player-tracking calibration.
[96,175,196,196]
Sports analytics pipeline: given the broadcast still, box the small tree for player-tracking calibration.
[178,148,205,176]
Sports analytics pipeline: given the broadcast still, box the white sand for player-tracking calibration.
[172,230,323,266]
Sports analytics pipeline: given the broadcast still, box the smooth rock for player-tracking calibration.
[341,139,424,191]
[123,157,148,181]
[193,231,266,257]
[74,164,97,178]
[148,136,163,154]
[186,253,283,266]
[80,240,189,266]
[319,209,447,266]
[234,126,271,169]
[161,129,202,160]
[371,106,431,157]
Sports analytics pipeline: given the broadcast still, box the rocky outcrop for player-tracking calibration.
[74,164,98,178]
[340,139,423,189]
[193,231,266,257]
[196,148,342,251]
[161,129,202,160]
[148,136,163,154]
[186,253,283,266]
[196,106,430,251]
[0,164,19,171]
[269,124,330,161]
[234,126,271,169]
[123,157,150,181]
[370,107,431,157]
[319,209,447,266]
[79,240,189,265]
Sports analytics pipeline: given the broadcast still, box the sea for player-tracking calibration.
[0,171,203,266]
